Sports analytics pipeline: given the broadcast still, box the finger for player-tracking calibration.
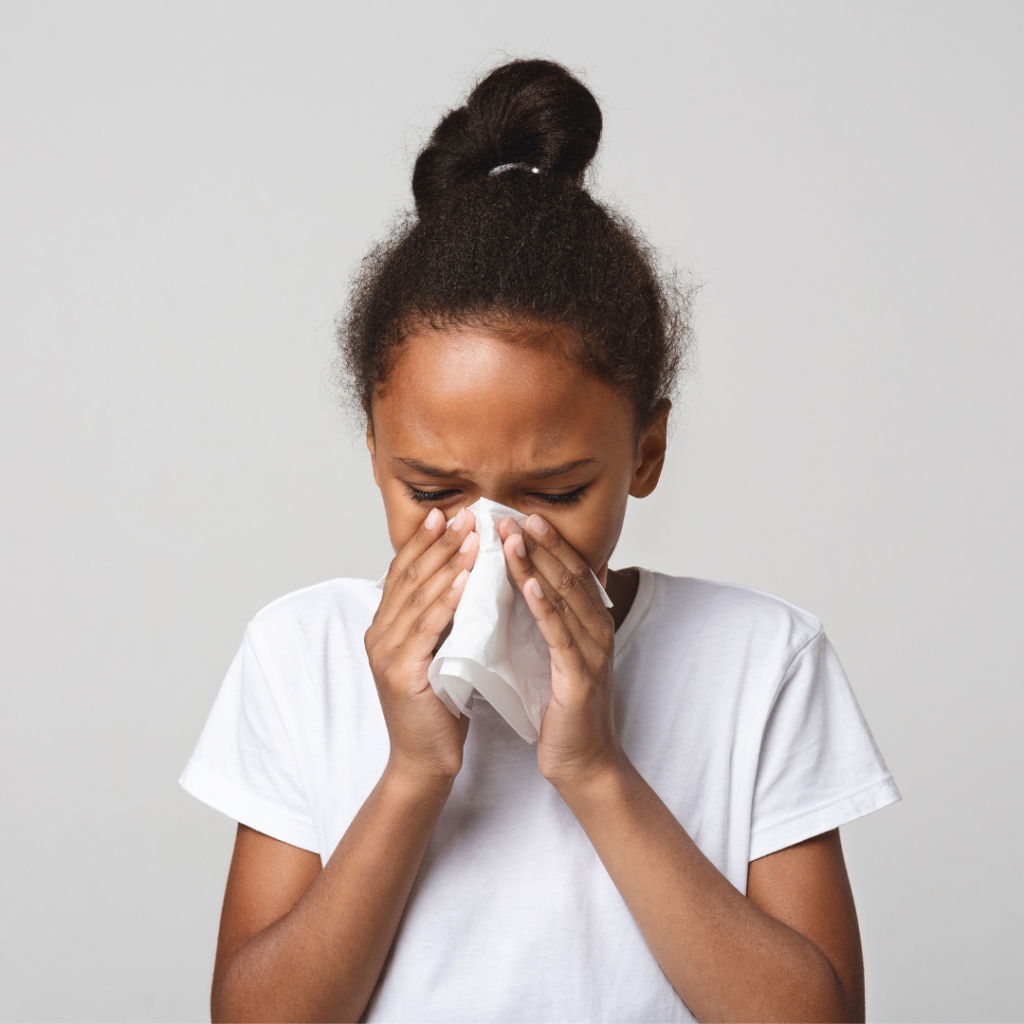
[520,576,592,687]
[377,567,471,697]
[376,506,445,620]
[522,515,607,618]
[519,515,612,639]
[399,566,473,671]
[496,516,522,544]
[388,528,479,640]
[503,533,601,659]
[377,507,477,627]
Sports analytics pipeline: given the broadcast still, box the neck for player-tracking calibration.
[604,567,641,631]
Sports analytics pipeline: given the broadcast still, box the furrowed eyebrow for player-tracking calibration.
[392,458,460,478]
[529,459,596,479]
[392,457,596,480]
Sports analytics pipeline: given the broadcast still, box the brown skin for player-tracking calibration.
[211,328,865,1023]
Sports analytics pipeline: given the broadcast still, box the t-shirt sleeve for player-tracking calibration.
[179,629,319,853]
[748,629,900,861]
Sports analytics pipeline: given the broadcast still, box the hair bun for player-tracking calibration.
[412,59,602,216]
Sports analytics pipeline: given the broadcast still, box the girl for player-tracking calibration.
[181,59,899,1023]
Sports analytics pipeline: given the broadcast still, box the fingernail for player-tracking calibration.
[526,577,543,599]
[515,537,526,558]
[425,508,441,529]
[526,515,548,536]
[452,568,469,590]
[460,532,474,553]
[451,508,466,531]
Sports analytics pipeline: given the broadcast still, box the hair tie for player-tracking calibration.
[488,162,540,176]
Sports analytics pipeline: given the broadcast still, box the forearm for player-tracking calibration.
[559,759,851,1023]
[213,765,451,1023]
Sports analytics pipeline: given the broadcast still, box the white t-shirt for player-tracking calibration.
[180,570,899,1024]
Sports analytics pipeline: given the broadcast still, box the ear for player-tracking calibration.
[364,402,380,488]
[629,400,671,499]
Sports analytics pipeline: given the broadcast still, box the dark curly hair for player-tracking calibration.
[338,58,691,430]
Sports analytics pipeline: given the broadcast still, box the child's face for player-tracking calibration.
[367,327,668,582]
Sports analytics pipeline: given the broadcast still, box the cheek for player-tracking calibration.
[380,481,422,553]
[553,499,628,569]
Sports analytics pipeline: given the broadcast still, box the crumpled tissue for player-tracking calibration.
[378,497,612,742]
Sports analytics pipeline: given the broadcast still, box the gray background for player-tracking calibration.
[1,2,1021,1020]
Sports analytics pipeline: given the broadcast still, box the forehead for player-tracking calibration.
[372,328,632,465]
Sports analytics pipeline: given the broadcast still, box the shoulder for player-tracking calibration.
[651,573,822,636]
[245,577,382,666]
[250,576,381,627]
[639,572,824,665]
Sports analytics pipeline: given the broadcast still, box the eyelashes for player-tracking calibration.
[405,487,460,503]
[404,486,588,507]
[536,487,587,506]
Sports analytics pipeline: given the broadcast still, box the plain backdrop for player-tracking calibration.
[1,2,1021,1021]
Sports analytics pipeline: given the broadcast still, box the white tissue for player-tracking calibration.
[377,498,612,743]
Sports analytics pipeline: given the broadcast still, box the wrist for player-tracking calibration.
[545,748,633,806]
[383,754,459,801]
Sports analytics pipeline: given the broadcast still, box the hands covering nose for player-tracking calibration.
[365,504,624,792]
[364,507,479,781]
[498,515,625,791]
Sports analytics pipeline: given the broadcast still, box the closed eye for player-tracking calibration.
[405,486,462,503]
[528,486,587,506]
[405,485,588,506]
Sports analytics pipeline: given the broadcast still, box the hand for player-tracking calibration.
[365,507,479,782]
[498,515,623,790]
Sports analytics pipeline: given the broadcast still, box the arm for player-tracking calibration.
[562,774,863,1022]
[212,772,453,1023]
[212,506,480,1023]
[502,515,864,1023]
